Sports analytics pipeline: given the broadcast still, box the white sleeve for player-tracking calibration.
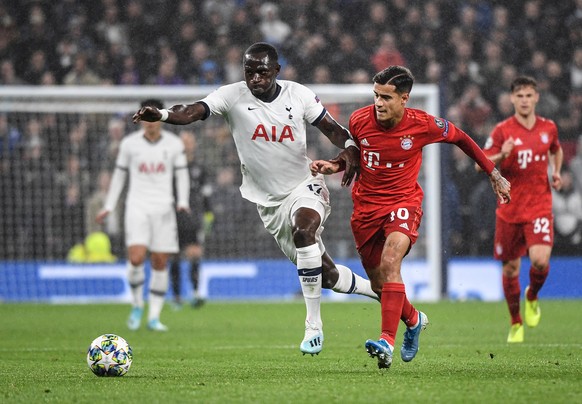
[103,139,129,212]
[175,167,190,209]
[201,83,240,116]
[296,82,325,124]
[103,167,127,212]
[174,143,190,209]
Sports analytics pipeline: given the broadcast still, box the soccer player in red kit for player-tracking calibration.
[311,66,511,369]
[479,76,563,343]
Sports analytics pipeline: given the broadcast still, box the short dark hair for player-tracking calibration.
[510,76,537,93]
[373,66,414,94]
[244,42,279,63]
[140,98,164,109]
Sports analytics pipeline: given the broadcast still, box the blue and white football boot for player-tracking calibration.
[365,338,393,369]
[401,311,429,362]
[300,323,323,356]
[127,307,143,331]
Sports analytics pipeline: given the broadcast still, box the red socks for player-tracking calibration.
[401,296,418,328]
[502,275,522,325]
[527,266,549,300]
[380,283,406,346]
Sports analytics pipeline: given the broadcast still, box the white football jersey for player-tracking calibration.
[200,80,326,206]
[105,129,187,213]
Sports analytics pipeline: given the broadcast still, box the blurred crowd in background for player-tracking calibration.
[1,0,582,260]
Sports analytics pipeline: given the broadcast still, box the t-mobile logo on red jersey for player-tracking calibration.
[517,149,533,169]
[251,124,295,142]
[363,150,404,170]
[364,150,380,170]
[138,162,166,173]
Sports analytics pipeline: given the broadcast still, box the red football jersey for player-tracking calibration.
[484,115,560,223]
[349,106,494,219]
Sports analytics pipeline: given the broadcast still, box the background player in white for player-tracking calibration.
[132,42,378,355]
[97,99,190,332]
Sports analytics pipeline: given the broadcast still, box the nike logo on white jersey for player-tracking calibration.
[514,138,523,146]
[361,138,370,146]
[248,107,260,110]
[399,223,410,230]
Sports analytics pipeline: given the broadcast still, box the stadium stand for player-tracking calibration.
[0,0,581,259]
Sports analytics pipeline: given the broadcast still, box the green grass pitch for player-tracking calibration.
[1,300,581,403]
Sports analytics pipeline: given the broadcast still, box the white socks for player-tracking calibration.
[127,263,145,308]
[333,264,379,301]
[296,244,323,330]
[148,268,169,322]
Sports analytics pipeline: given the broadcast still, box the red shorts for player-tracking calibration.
[493,215,554,261]
[351,205,423,269]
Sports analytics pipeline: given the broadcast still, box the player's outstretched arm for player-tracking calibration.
[132,103,206,125]
[488,168,511,204]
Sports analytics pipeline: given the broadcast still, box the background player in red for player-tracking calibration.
[478,76,563,343]
[311,65,511,369]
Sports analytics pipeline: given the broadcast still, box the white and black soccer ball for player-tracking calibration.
[87,334,133,377]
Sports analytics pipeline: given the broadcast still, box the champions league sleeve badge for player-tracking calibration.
[434,117,449,137]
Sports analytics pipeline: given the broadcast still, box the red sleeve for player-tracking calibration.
[548,120,561,154]
[454,130,495,174]
[428,116,495,174]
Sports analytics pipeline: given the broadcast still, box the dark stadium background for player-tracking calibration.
[0,0,580,302]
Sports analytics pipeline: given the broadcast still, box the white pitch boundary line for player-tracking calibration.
[2,343,581,353]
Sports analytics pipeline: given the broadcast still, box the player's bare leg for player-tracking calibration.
[364,232,428,368]
[321,254,379,301]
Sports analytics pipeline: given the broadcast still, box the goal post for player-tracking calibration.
[0,84,442,301]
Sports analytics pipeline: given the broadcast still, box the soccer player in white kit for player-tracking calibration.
[97,99,190,332]
[133,42,378,355]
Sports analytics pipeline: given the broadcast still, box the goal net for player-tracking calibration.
[0,84,441,298]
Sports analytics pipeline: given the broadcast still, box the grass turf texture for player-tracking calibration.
[1,300,581,403]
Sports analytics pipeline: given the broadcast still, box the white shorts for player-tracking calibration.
[124,204,179,253]
[257,175,331,264]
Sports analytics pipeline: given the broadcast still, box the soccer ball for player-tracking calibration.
[87,334,133,377]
